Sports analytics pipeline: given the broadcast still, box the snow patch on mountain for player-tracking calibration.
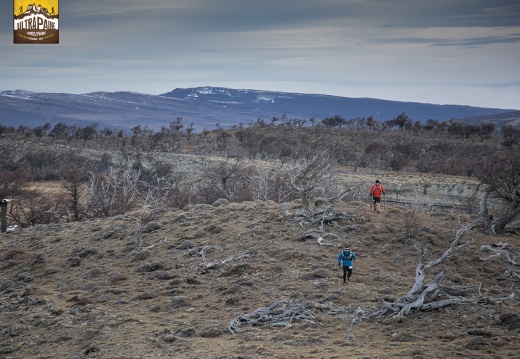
[195,87,232,96]
[1,90,34,100]
[209,100,243,105]
[255,95,275,103]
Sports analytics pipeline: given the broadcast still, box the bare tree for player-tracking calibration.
[250,166,272,201]
[62,153,88,221]
[386,113,411,131]
[0,149,31,232]
[501,124,520,148]
[86,167,141,217]
[249,164,296,202]
[477,150,520,234]
[200,157,252,201]
[289,150,334,222]
[9,193,60,226]
[133,187,169,251]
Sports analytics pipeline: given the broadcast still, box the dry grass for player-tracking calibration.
[0,197,519,358]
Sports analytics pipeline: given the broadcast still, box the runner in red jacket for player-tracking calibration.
[369,180,385,213]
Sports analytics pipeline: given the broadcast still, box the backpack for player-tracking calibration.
[342,251,353,261]
[372,184,382,197]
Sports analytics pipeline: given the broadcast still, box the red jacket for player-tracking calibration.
[370,183,385,198]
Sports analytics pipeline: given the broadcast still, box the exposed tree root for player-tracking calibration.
[367,222,515,319]
[228,300,316,334]
[192,245,253,274]
[295,204,355,246]
[480,242,520,280]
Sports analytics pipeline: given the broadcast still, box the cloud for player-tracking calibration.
[371,32,520,47]
[0,0,519,109]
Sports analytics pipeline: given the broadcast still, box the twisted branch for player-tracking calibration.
[228,300,316,334]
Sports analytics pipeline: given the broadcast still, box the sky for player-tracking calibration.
[1,0,519,109]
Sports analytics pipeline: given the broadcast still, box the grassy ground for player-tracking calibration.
[1,196,518,358]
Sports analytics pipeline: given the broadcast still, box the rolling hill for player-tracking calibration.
[0,87,516,132]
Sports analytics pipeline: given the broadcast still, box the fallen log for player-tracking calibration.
[228,300,316,334]
[367,222,515,319]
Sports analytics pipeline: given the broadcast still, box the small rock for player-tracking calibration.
[200,326,223,338]
[212,198,229,207]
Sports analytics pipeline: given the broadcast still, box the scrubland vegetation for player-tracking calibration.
[0,115,519,358]
[1,115,519,229]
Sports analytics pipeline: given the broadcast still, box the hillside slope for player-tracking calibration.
[1,199,518,358]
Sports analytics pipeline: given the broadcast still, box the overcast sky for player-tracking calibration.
[1,0,519,109]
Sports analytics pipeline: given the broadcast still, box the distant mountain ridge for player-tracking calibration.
[0,87,517,131]
[452,110,520,128]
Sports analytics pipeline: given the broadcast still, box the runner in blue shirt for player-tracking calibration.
[337,245,356,285]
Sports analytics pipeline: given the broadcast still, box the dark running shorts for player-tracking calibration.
[373,197,381,203]
[342,265,353,277]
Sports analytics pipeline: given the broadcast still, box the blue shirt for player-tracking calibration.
[338,250,356,267]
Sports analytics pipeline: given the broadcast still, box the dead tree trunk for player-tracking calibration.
[368,222,514,319]
[0,199,7,233]
[407,223,471,297]
[300,180,316,221]
[479,189,520,234]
